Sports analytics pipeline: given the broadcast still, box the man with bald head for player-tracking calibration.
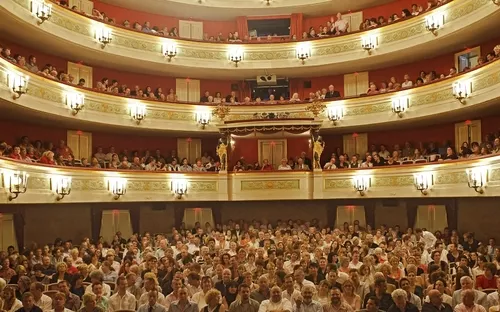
[422,290,452,312]
[454,289,487,312]
[258,286,292,312]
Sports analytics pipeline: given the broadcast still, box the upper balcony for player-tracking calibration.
[1,0,499,79]
[1,55,499,133]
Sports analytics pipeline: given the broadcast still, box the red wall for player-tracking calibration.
[303,0,428,31]
[91,1,237,38]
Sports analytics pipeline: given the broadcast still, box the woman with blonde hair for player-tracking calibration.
[342,279,361,310]
[78,293,103,312]
[202,289,226,312]
[51,262,71,283]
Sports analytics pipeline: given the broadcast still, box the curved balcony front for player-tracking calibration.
[0,154,499,204]
[1,57,499,133]
[1,0,499,78]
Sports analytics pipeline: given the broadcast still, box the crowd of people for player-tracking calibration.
[2,131,500,173]
[0,220,499,312]
[52,0,452,43]
[2,41,500,105]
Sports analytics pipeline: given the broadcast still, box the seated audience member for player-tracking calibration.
[423,290,453,312]
[323,157,337,170]
[278,158,292,170]
[443,147,458,160]
[350,155,360,168]
[401,74,413,88]
[294,158,309,170]
[192,159,207,172]
[325,85,341,98]
[454,289,487,312]
[233,160,245,172]
[261,159,273,171]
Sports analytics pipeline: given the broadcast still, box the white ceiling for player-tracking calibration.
[99,0,394,21]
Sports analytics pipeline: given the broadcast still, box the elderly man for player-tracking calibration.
[452,276,487,308]
[387,289,419,312]
[259,286,292,312]
[293,285,322,312]
[229,284,260,312]
[455,290,487,312]
[251,276,270,303]
[324,287,353,312]
[422,290,453,312]
[294,269,315,291]
[215,269,233,298]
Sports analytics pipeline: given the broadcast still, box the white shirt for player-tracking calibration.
[278,165,292,170]
[259,298,293,312]
[139,291,166,307]
[421,231,437,251]
[36,294,53,312]
[108,291,137,312]
[348,261,363,270]
[192,291,208,310]
[294,279,315,291]
[402,81,413,88]
[48,309,73,312]
[335,19,348,32]
[282,289,301,302]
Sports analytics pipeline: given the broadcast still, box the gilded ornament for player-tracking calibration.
[305,101,326,117]
[212,104,230,120]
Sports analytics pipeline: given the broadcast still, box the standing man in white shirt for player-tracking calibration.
[108,276,137,312]
[334,13,349,34]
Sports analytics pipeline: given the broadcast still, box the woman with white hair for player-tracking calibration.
[387,289,419,312]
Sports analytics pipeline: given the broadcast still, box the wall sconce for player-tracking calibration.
[171,179,188,199]
[391,96,409,117]
[353,176,370,196]
[66,92,84,115]
[493,0,499,5]
[2,170,29,201]
[195,109,211,129]
[361,35,378,54]
[467,167,487,194]
[50,175,72,200]
[326,106,343,125]
[95,27,112,49]
[162,41,177,62]
[129,102,146,124]
[414,172,433,195]
[425,13,444,35]
[108,178,127,199]
[296,43,311,65]
[7,71,29,100]
[30,0,52,25]
[265,0,271,5]
[228,47,243,67]
[452,80,472,104]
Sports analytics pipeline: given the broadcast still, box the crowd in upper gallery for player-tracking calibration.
[1,44,499,105]
[53,0,451,42]
[0,220,499,312]
[1,131,500,172]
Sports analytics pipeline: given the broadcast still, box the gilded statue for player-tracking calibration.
[313,134,325,170]
[216,138,228,171]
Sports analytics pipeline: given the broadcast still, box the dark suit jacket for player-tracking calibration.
[422,302,453,312]
[325,90,341,98]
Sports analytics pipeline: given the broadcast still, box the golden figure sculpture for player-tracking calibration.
[313,135,325,169]
[216,139,228,171]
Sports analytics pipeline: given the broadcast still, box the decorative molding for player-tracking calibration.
[240,180,300,190]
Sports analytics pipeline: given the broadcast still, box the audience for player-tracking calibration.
[0,219,498,312]
[1,42,499,105]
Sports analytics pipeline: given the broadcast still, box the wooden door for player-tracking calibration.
[258,139,287,168]
[179,20,192,39]
[187,79,200,102]
[0,214,17,251]
[454,120,481,152]
[67,130,92,159]
[177,138,202,164]
[343,133,368,157]
[190,21,204,40]
[176,78,188,102]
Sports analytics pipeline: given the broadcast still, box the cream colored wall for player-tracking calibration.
[374,201,408,229]
[24,204,92,245]
[139,205,176,235]
[219,201,329,226]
